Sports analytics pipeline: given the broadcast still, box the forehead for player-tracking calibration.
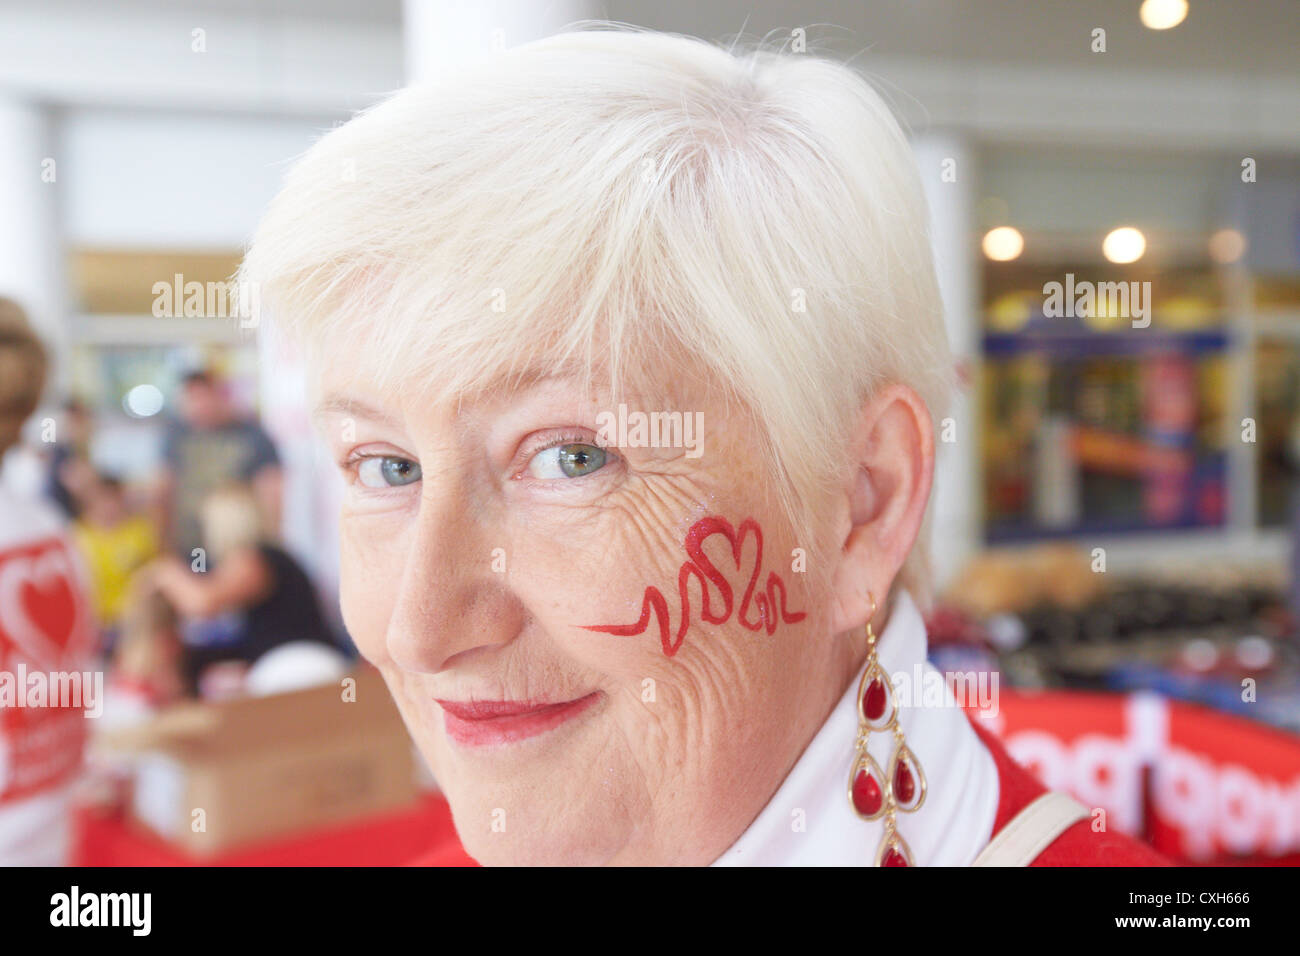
[307,329,711,426]
[310,354,597,420]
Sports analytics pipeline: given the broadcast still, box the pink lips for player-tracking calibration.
[436,692,601,748]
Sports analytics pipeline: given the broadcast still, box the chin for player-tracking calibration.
[446,790,627,866]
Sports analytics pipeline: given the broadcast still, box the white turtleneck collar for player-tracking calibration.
[711,590,999,866]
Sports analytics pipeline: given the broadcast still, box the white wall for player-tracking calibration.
[0,3,400,113]
[913,133,979,590]
[60,108,341,249]
[0,101,67,363]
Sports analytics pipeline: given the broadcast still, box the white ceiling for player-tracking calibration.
[2,0,1294,149]
[13,0,1294,75]
[614,0,1300,76]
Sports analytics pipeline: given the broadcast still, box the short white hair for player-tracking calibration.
[240,25,952,604]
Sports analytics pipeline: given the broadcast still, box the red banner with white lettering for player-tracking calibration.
[968,688,1300,864]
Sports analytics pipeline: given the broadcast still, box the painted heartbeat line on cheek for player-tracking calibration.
[579,516,807,657]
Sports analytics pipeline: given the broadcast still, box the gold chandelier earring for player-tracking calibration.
[847,592,927,866]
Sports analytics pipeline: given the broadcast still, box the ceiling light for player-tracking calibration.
[982,226,1024,261]
[1140,0,1188,31]
[1102,226,1146,264]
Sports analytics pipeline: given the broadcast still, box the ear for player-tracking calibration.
[828,384,935,634]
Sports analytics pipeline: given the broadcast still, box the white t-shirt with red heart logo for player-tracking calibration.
[0,481,95,865]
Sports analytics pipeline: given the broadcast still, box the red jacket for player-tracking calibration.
[967,717,1169,866]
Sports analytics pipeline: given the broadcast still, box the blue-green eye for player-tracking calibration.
[357,456,421,488]
[526,442,608,479]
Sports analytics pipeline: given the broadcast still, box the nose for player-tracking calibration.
[384,478,523,674]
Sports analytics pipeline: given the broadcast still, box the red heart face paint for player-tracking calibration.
[580,516,806,657]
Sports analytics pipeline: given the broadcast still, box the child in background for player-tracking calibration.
[112,582,184,710]
[71,473,158,648]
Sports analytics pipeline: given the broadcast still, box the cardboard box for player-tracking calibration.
[95,667,418,856]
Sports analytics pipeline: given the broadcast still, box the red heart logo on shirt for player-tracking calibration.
[0,541,86,671]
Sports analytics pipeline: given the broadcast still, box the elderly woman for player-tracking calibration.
[240,28,1164,867]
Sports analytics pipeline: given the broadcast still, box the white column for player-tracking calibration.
[0,99,67,388]
[402,0,599,83]
[912,132,980,590]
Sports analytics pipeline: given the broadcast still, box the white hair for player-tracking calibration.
[239,25,952,605]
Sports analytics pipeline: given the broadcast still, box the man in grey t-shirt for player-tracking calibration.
[156,370,282,557]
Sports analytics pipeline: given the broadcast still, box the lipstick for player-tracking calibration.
[436,692,601,748]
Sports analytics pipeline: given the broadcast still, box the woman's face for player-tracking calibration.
[315,348,852,865]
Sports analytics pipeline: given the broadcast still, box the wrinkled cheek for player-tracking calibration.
[337,519,402,665]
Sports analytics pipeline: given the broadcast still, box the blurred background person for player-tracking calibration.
[108,579,184,714]
[155,369,283,559]
[0,297,96,866]
[143,483,340,697]
[42,398,94,521]
[69,471,158,651]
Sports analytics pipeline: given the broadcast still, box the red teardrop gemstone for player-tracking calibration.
[852,767,883,816]
[882,846,909,867]
[862,677,888,721]
[894,758,916,806]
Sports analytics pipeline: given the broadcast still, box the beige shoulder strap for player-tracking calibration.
[971,791,1090,867]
